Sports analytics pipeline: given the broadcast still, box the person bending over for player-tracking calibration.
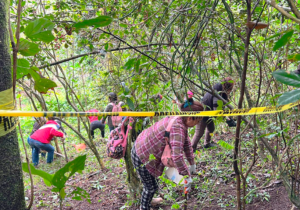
[131,100,203,210]
[192,77,235,150]
[28,117,65,167]
[87,109,105,138]
[101,92,125,132]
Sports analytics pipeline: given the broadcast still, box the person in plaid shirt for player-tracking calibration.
[131,100,204,210]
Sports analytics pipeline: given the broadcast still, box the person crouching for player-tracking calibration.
[28,117,65,167]
[131,100,203,210]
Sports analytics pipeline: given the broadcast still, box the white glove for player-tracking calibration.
[184,177,193,193]
[189,164,196,175]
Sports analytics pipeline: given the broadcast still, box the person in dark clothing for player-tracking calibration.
[87,109,105,138]
[192,77,235,150]
[30,117,46,135]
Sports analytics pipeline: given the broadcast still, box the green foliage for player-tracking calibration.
[288,54,300,61]
[149,154,156,161]
[24,18,55,43]
[272,30,294,51]
[22,155,90,205]
[272,70,300,87]
[278,89,300,105]
[34,78,57,94]
[22,163,53,186]
[217,140,234,150]
[273,70,300,104]
[73,16,113,29]
[18,38,40,56]
[16,58,30,79]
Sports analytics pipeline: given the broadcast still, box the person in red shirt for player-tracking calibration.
[86,109,105,138]
[28,117,65,167]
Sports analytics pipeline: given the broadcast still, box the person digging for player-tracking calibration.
[192,77,236,151]
[131,100,203,210]
[27,117,66,167]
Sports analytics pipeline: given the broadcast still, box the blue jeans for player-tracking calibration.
[27,137,54,166]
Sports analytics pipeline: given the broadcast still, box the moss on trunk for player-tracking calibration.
[0,0,26,209]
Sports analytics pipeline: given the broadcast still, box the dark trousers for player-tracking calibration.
[90,121,105,138]
[192,117,215,151]
[131,145,158,210]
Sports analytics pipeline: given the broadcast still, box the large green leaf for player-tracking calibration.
[73,16,112,29]
[127,98,135,111]
[34,78,57,94]
[273,30,294,51]
[19,38,40,56]
[272,70,300,87]
[24,18,55,43]
[124,58,136,70]
[278,89,300,105]
[52,155,86,190]
[16,58,30,79]
[22,163,53,186]
[27,67,41,81]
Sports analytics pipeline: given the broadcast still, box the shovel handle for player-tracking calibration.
[184,179,188,210]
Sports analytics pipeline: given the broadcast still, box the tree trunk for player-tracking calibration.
[0,1,26,209]
[54,137,62,156]
[124,120,141,198]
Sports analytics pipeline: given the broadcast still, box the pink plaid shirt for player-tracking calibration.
[135,117,195,177]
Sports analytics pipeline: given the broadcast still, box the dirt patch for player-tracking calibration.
[24,133,300,210]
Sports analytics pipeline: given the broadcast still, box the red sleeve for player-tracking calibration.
[50,128,64,137]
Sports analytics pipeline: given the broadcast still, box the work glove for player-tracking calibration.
[184,177,193,193]
[189,164,197,175]
[226,117,236,127]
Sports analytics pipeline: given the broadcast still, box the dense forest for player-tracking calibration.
[1,0,300,209]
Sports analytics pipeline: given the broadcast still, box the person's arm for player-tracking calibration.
[50,128,64,138]
[183,135,195,165]
[101,104,112,124]
[170,124,191,176]
[59,125,66,135]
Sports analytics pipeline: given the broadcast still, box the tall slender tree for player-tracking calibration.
[0,0,26,209]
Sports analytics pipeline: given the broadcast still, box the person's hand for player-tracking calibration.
[184,177,193,193]
[189,164,196,175]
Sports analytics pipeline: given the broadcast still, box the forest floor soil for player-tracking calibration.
[23,131,300,210]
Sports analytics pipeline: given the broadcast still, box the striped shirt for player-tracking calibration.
[135,117,195,177]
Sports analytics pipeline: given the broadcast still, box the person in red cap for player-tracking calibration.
[28,117,66,167]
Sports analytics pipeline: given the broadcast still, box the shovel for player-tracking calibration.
[184,180,188,210]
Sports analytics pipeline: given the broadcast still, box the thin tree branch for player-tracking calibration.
[268,0,300,23]
[286,0,300,19]
[38,43,183,69]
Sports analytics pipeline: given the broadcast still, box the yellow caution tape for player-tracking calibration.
[0,87,18,137]
[0,101,298,118]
